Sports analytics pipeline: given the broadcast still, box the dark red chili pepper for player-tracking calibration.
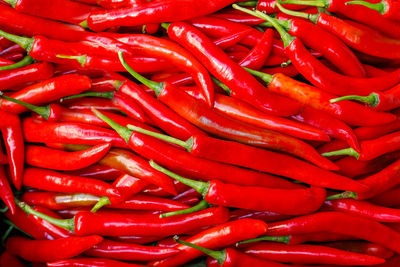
[119,55,336,170]
[0,55,36,72]
[363,64,390,77]
[164,21,302,117]
[0,251,25,267]
[331,83,400,111]
[23,167,121,198]
[0,43,25,57]
[150,219,267,266]
[268,211,400,253]
[261,65,299,77]
[325,241,395,259]
[0,74,91,114]
[29,206,72,239]
[346,0,400,21]
[0,55,14,66]
[287,232,355,245]
[1,51,24,62]
[86,0,236,31]
[85,239,180,261]
[243,242,385,265]
[245,68,396,126]
[65,164,124,181]
[183,86,329,141]
[0,110,24,190]
[66,97,119,112]
[0,4,87,42]
[151,160,327,215]
[26,143,111,171]
[6,235,103,262]
[47,257,146,267]
[0,165,15,214]
[230,209,292,223]
[371,186,400,207]
[22,117,129,148]
[107,194,190,211]
[0,62,54,91]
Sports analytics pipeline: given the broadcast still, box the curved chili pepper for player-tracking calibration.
[26,144,110,171]
[0,62,54,91]
[65,164,124,181]
[6,235,103,262]
[245,68,396,126]
[65,97,117,112]
[164,21,302,117]
[150,218,267,266]
[0,165,15,214]
[119,55,336,170]
[213,29,253,49]
[258,0,309,13]
[325,241,395,259]
[261,65,299,77]
[108,91,149,123]
[86,0,236,31]
[85,239,180,261]
[324,198,400,223]
[347,0,400,21]
[29,206,72,239]
[151,160,327,215]
[331,83,400,111]
[0,55,15,66]
[105,33,215,107]
[107,194,189,211]
[183,86,329,141]
[47,257,146,267]
[236,6,400,96]
[93,109,316,189]
[268,211,400,253]
[230,209,291,223]
[371,186,400,207]
[0,251,25,267]
[243,242,385,265]
[1,74,91,114]
[22,117,129,148]
[0,110,24,190]
[23,167,121,198]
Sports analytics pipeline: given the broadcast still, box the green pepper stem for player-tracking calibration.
[0,55,35,71]
[56,54,87,67]
[91,108,132,144]
[244,67,273,84]
[60,91,114,102]
[160,200,210,218]
[276,0,327,7]
[236,0,258,6]
[0,30,34,52]
[346,0,386,14]
[211,76,231,95]
[90,196,111,212]
[118,51,164,96]
[330,93,380,107]
[275,2,319,23]
[2,0,17,7]
[79,20,89,29]
[326,191,358,200]
[236,235,291,246]
[321,147,360,159]
[15,199,75,232]
[0,94,50,120]
[126,124,191,151]
[149,160,209,197]
[160,23,171,30]
[3,219,33,240]
[174,236,226,265]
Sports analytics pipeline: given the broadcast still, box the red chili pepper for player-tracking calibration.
[245,68,396,126]
[22,117,129,148]
[4,0,99,25]
[151,160,327,215]
[119,55,336,170]
[26,143,110,171]
[0,165,15,214]
[1,74,91,114]
[0,55,14,66]
[243,242,385,265]
[268,211,400,254]
[0,62,54,91]
[354,114,400,140]
[164,21,302,117]
[230,209,292,223]
[107,194,190,211]
[22,167,121,198]
[213,29,253,49]
[66,97,118,112]
[258,0,309,13]
[29,206,72,239]
[331,83,400,111]
[0,251,25,267]
[47,257,146,267]
[86,0,236,31]
[150,219,267,266]
[261,65,299,77]
[0,110,24,190]
[85,239,180,261]
[371,186,400,207]
[6,235,103,262]
[346,0,400,21]
[65,164,124,181]
[325,241,395,260]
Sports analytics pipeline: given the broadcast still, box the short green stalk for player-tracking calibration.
[321,147,360,159]
[160,200,211,218]
[236,235,290,246]
[0,93,51,120]
[346,0,387,15]
[330,93,380,107]
[0,55,35,71]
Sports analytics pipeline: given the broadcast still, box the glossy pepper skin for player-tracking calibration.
[6,235,103,262]
[0,165,15,214]
[346,0,400,21]
[47,257,145,267]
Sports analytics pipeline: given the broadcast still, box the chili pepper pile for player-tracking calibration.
[1,0,400,266]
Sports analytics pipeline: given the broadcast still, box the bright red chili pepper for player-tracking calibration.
[164,21,303,117]
[258,0,309,13]
[65,97,119,112]
[4,0,100,25]
[22,167,121,198]
[371,185,400,207]
[22,117,129,148]
[0,110,24,190]
[243,242,385,265]
[325,241,395,260]
[6,235,103,262]
[29,206,72,239]
[86,0,237,31]
[261,65,299,77]
[213,29,253,49]
[150,219,267,266]
[0,55,14,66]
[0,55,36,71]
[47,257,146,267]
[346,0,400,21]
[0,251,25,267]
[245,69,396,126]
[0,165,15,214]
[65,164,124,181]
[230,209,292,223]
[0,62,54,91]
[26,143,110,171]
[151,160,327,215]
[107,194,191,211]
